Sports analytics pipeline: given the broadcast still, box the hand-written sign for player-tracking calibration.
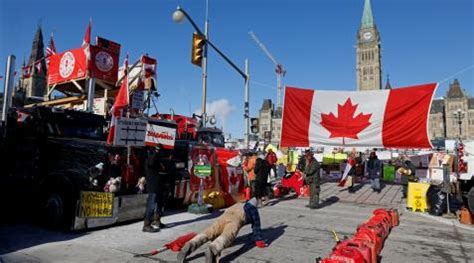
[114,118,147,146]
[78,191,114,218]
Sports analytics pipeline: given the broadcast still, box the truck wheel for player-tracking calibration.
[42,192,73,230]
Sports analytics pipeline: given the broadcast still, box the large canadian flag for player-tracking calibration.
[280,83,437,149]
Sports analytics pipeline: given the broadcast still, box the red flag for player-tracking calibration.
[46,32,57,57]
[280,83,437,149]
[107,55,129,145]
[82,19,92,47]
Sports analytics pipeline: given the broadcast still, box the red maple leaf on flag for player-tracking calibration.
[320,98,372,143]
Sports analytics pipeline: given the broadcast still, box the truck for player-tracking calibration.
[0,108,244,230]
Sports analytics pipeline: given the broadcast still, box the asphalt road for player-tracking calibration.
[1,184,473,263]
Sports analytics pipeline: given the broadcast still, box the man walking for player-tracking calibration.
[303,149,321,209]
[366,151,382,193]
[177,198,266,263]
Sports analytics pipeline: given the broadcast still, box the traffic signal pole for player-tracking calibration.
[244,59,250,149]
[201,9,209,123]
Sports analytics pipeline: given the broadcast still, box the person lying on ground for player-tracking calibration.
[177,198,266,263]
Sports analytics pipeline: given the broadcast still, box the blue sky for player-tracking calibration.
[1,0,473,137]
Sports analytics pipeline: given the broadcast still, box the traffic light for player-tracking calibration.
[250,118,259,134]
[191,33,205,67]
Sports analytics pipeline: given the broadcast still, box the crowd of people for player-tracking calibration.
[136,145,420,262]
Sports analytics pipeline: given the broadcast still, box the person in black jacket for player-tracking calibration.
[143,145,167,232]
[254,154,271,207]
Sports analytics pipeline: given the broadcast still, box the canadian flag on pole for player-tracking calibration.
[82,19,92,47]
[107,55,129,145]
[280,83,437,149]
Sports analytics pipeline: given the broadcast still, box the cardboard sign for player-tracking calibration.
[78,191,114,218]
[132,91,144,110]
[114,118,147,146]
[145,122,176,149]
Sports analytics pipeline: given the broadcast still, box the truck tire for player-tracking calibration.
[41,186,75,230]
[468,187,474,214]
[44,193,66,227]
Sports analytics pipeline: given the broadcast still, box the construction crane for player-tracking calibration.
[249,31,286,109]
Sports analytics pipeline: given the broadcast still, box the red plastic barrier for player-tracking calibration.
[368,215,391,238]
[326,244,366,263]
[389,209,399,227]
[354,226,383,254]
[334,239,372,263]
[350,237,377,263]
[372,209,393,229]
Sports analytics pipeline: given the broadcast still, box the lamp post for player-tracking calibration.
[453,108,465,140]
[173,3,209,123]
[172,3,249,139]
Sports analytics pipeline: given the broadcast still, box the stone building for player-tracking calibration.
[356,0,382,91]
[18,25,48,99]
[257,99,282,145]
[429,79,474,140]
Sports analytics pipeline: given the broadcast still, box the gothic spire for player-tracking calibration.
[384,74,392,90]
[361,0,375,29]
[28,24,47,75]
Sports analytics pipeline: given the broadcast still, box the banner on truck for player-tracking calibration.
[114,118,147,146]
[145,122,176,149]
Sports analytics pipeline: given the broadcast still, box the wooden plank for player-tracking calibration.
[345,183,372,202]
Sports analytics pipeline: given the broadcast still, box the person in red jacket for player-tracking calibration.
[265,149,278,179]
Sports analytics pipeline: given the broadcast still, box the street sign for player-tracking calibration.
[113,118,147,146]
[78,191,114,218]
[194,165,212,178]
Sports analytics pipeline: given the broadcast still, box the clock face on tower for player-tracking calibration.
[59,51,75,78]
[363,31,373,41]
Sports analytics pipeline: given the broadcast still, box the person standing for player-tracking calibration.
[399,158,417,198]
[243,152,258,198]
[255,153,271,207]
[265,149,278,179]
[366,151,382,193]
[303,150,321,209]
[143,146,166,232]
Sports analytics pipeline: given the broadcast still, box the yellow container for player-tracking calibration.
[407,182,430,212]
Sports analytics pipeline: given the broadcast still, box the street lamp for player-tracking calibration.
[172,5,209,121]
[172,4,250,146]
[453,108,465,139]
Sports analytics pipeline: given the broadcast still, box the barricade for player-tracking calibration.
[318,208,399,263]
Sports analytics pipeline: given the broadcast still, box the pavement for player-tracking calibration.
[1,182,473,263]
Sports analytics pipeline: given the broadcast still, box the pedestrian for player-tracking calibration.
[303,149,321,209]
[255,153,271,207]
[243,152,258,198]
[177,198,266,263]
[366,151,382,193]
[265,149,278,179]
[142,145,167,233]
[399,157,417,198]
